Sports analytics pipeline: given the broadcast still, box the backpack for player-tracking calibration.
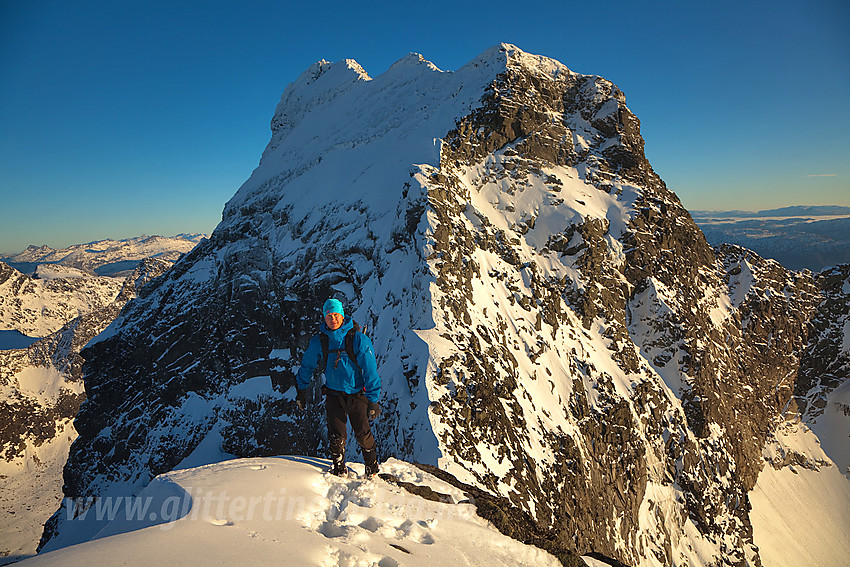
[319,321,366,374]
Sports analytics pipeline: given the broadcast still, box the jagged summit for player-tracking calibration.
[387,52,442,73]
[38,45,850,567]
[269,43,565,151]
[231,43,640,232]
[465,42,574,78]
[268,58,372,143]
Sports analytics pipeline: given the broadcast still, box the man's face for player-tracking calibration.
[325,312,344,330]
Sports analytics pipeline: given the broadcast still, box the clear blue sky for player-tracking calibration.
[1,0,848,253]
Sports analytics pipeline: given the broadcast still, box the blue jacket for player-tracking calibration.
[295,317,381,402]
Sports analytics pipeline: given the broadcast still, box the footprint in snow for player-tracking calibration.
[359,516,383,532]
[396,518,435,545]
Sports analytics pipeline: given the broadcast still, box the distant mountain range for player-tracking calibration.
[691,206,850,271]
[0,235,207,340]
[0,234,207,277]
[692,205,850,218]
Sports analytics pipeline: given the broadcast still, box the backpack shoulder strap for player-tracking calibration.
[345,328,361,373]
[319,333,329,372]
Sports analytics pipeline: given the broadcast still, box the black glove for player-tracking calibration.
[295,389,307,411]
[367,400,381,421]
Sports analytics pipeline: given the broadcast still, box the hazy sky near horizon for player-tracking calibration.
[1,0,848,253]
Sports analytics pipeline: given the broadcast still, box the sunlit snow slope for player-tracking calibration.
[23,457,563,566]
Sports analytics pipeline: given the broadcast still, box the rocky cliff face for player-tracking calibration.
[38,45,849,566]
[792,264,850,477]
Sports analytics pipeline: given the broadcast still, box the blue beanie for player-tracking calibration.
[323,298,344,317]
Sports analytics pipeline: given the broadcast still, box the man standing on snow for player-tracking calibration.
[295,298,381,477]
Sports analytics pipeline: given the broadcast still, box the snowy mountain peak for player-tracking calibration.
[232,42,637,231]
[387,51,442,73]
[36,45,850,567]
[469,42,575,80]
[269,57,372,146]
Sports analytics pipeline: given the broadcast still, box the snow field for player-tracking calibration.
[19,457,561,566]
[750,421,850,567]
[807,376,850,479]
[10,365,73,405]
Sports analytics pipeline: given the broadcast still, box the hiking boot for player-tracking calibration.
[364,460,379,479]
[330,457,347,477]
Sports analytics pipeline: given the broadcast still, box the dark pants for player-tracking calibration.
[325,389,377,466]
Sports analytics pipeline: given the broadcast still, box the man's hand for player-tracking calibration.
[296,389,307,411]
[367,400,381,421]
